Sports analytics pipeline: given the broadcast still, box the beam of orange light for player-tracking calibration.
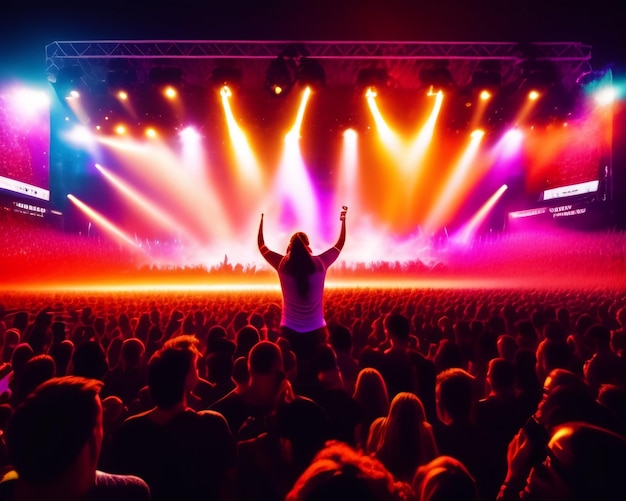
[454,184,508,244]
[403,90,444,222]
[221,86,263,189]
[423,129,485,233]
[67,194,139,248]
[468,89,492,130]
[366,87,400,151]
[513,91,541,125]
[291,86,312,136]
[406,90,443,167]
[95,163,197,244]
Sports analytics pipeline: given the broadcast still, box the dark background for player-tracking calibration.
[2,1,624,81]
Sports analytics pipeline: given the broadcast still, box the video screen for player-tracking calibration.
[0,85,50,201]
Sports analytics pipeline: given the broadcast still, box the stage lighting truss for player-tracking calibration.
[45,41,595,133]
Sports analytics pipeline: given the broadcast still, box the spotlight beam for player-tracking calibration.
[424,130,485,233]
[454,184,508,244]
[67,194,139,248]
[95,163,197,244]
[221,86,263,189]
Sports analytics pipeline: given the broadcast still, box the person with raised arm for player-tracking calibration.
[258,207,347,387]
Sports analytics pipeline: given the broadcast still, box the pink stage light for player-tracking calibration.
[271,87,319,235]
[453,184,508,244]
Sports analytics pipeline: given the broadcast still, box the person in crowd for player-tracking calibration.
[583,323,626,394]
[205,351,236,403]
[610,306,626,356]
[513,348,543,422]
[102,337,147,406]
[257,208,346,384]
[328,323,360,396]
[303,344,361,446]
[236,396,330,501]
[498,422,626,501]
[367,391,439,483]
[352,367,390,451]
[10,354,56,408]
[48,339,74,377]
[432,367,486,496]
[476,357,527,501]
[286,441,414,501]
[110,335,236,501]
[597,383,626,433]
[0,376,150,501]
[412,455,479,501]
[377,313,437,423]
[234,325,260,360]
[210,340,289,439]
[71,340,108,381]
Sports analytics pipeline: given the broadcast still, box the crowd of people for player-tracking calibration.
[1,209,625,288]
[0,283,625,499]
[1,207,626,499]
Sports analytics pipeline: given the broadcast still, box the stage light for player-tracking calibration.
[297,58,325,91]
[145,128,157,138]
[118,91,128,101]
[528,90,540,101]
[264,56,295,97]
[471,70,501,89]
[594,87,616,106]
[356,68,389,93]
[64,125,95,146]
[210,67,242,92]
[180,126,200,143]
[419,62,456,94]
[9,87,50,121]
[480,90,491,101]
[164,86,177,99]
[115,125,126,135]
[52,64,85,99]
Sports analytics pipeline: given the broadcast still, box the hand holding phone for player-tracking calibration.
[340,206,348,221]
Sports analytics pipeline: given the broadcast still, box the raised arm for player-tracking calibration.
[334,206,347,251]
[257,213,267,251]
[258,213,283,269]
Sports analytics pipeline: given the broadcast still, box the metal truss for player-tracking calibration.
[46,40,594,90]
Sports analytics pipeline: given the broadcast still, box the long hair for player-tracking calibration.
[369,392,439,482]
[353,368,390,449]
[282,232,316,297]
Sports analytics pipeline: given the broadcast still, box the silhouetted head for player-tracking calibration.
[287,232,311,255]
[523,422,626,501]
[283,232,316,296]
